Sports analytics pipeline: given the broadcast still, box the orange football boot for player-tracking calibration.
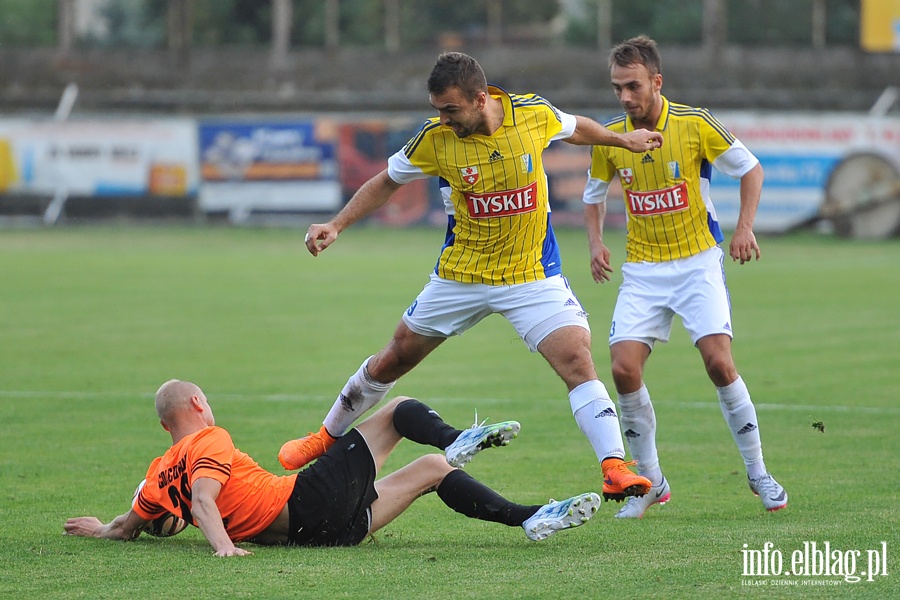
[278,425,337,470]
[601,458,652,502]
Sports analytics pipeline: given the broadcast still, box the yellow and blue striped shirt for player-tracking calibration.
[584,96,758,262]
[388,85,575,285]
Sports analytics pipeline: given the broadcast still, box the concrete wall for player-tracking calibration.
[1,45,897,115]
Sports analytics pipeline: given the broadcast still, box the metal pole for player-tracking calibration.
[385,0,400,53]
[597,0,612,51]
[487,0,502,45]
[812,0,826,50]
[271,0,293,68]
[57,0,74,56]
[325,0,340,50]
[702,0,726,60]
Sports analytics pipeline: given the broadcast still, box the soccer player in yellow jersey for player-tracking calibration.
[281,52,664,502]
[582,36,787,517]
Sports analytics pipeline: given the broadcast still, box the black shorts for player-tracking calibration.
[286,428,378,547]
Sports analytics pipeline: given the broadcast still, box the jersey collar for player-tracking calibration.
[488,84,516,129]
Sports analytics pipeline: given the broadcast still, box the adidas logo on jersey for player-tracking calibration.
[488,150,503,162]
[641,153,654,164]
[737,422,758,434]
[595,407,617,418]
[624,429,641,438]
[563,298,579,307]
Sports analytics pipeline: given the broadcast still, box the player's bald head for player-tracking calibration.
[155,379,203,422]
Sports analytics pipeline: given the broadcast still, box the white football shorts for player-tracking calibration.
[609,246,733,348]
[402,273,590,352]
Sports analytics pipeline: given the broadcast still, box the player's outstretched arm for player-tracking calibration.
[566,116,663,152]
[304,169,403,257]
[64,510,147,541]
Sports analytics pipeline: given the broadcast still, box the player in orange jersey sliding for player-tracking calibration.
[64,379,601,554]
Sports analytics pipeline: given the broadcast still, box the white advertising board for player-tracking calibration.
[712,113,900,232]
[0,119,199,197]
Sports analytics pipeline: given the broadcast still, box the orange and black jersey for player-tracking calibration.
[132,426,296,542]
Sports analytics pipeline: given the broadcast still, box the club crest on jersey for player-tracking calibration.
[668,161,681,179]
[520,153,533,174]
[460,166,479,185]
[618,168,634,185]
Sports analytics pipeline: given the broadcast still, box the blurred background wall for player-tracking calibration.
[1,0,896,113]
[1,0,898,237]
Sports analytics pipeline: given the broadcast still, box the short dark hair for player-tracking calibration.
[427,52,488,100]
[609,35,661,76]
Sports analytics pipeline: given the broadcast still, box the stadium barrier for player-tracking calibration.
[0,112,898,237]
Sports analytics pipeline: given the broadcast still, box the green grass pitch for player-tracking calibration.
[0,225,897,599]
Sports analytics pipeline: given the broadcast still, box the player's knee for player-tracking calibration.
[611,358,641,389]
[703,354,737,384]
[414,454,454,487]
[541,342,596,384]
[386,396,413,409]
[420,453,450,469]
[390,397,422,434]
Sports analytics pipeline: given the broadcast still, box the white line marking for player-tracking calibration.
[0,390,896,415]
[667,401,899,415]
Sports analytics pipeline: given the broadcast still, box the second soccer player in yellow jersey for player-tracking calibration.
[583,35,787,518]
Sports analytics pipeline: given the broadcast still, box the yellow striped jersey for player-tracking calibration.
[583,96,759,262]
[387,85,575,285]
